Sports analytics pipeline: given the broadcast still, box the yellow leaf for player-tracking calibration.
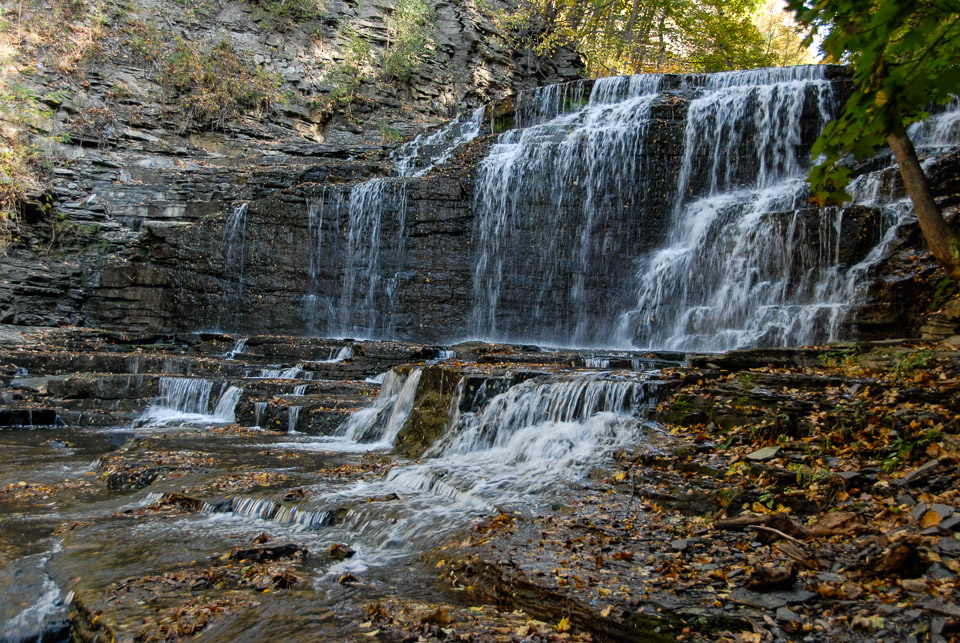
[556,616,571,632]
[921,510,942,529]
[875,90,888,106]
[614,471,626,481]
[600,605,613,618]
[363,629,380,637]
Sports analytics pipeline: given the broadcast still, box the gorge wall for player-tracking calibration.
[0,0,580,328]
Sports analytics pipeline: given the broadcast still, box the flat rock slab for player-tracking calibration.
[729,588,817,610]
[746,445,781,462]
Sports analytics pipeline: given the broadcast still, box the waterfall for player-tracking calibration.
[469,75,673,345]
[253,401,267,428]
[287,406,301,433]
[135,377,242,427]
[301,109,486,339]
[334,179,409,338]
[464,65,938,350]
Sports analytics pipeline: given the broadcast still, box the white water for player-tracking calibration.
[134,377,242,427]
[223,337,248,359]
[245,370,656,566]
[465,67,959,350]
[254,365,302,379]
[469,75,669,345]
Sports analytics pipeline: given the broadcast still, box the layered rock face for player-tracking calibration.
[0,0,581,328]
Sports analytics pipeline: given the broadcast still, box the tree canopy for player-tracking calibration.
[499,0,813,76]
[789,0,960,277]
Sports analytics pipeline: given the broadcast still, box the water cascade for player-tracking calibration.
[261,372,658,564]
[469,74,674,345]
[223,203,249,328]
[341,368,423,446]
[135,377,242,427]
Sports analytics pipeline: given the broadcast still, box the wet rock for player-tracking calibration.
[903,459,942,487]
[861,542,926,579]
[229,543,306,563]
[745,562,797,591]
[729,588,816,610]
[328,543,356,561]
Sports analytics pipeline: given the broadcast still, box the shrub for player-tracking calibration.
[252,0,324,22]
[159,38,282,132]
[381,0,435,82]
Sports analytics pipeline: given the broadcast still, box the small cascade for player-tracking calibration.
[292,384,308,396]
[212,386,242,423]
[156,377,213,414]
[135,377,242,427]
[341,368,423,446]
[223,203,249,328]
[393,107,486,177]
[273,504,333,528]
[253,401,267,428]
[287,406,301,433]
[321,346,354,363]
[223,337,248,360]
[255,365,302,379]
[232,496,279,520]
[910,97,960,151]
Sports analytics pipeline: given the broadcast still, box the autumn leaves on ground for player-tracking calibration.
[362,342,960,643]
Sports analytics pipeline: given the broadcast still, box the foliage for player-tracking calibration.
[381,0,435,82]
[0,84,68,253]
[931,277,959,309]
[379,122,404,143]
[1,0,113,74]
[788,0,960,204]
[250,0,324,23]
[326,24,374,109]
[159,38,282,132]
[496,0,810,76]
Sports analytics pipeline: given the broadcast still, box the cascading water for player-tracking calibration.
[620,67,868,351]
[469,74,674,346]
[135,377,242,427]
[466,66,958,350]
[223,203,248,328]
[247,371,658,567]
[301,109,486,339]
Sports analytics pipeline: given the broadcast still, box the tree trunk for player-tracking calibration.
[887,129,960,279]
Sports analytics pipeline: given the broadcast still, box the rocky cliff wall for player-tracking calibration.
[0,0,581,328]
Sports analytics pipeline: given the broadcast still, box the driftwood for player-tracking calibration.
[745,562,797,591]
[775,541,821,571]
[713,512,808,542]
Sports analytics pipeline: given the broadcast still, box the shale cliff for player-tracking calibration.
[0,0,581,328]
